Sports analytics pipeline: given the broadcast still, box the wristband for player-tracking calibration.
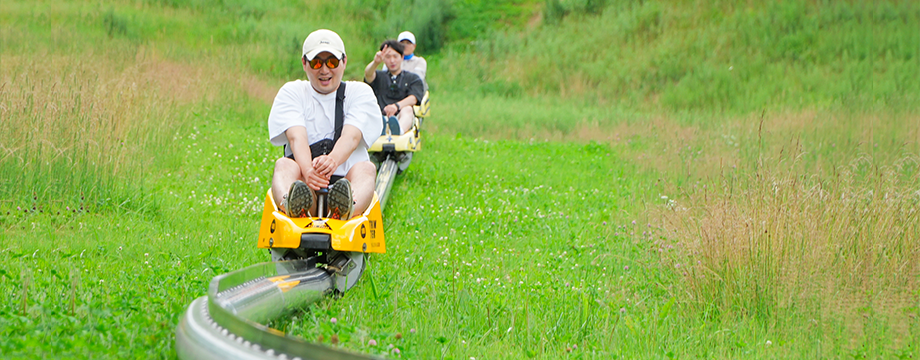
[394,103,401,112]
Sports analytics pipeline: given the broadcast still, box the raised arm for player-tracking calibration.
[364,45,388,83]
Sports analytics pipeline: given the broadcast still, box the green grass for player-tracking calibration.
[438,0,919,114]
[280,136,666,358]
[2,0,918,358]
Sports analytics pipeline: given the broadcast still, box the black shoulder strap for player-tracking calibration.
[333,82,346,143]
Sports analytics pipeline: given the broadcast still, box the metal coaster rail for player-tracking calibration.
[176,259,378,360]
[176,154,404,359]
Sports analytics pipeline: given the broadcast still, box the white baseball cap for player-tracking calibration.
[302,29,346,60]
[397,31,416,44]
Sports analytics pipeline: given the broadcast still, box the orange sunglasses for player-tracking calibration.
[308,56,341,70]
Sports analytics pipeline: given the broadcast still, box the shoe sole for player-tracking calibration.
[286,181,314,218]
[328,179,354,220]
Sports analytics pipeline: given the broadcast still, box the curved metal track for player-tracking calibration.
[176,259,380,360]
[374,158,399,211]
[177,155,404,359]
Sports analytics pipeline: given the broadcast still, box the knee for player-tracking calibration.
[350,161,376,177]
[346,161,376,182]
[399,108,414,119]
[273,157,299,176]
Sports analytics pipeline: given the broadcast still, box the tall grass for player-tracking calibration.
[1,52,166,213]
[630,107,920,355]
[0,2,229,214]
[654,151,919,354]
[438,0,920,114]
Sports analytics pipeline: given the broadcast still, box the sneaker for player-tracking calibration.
[387,116,401,135]
[327,178,354,220]
[284,180,314,218]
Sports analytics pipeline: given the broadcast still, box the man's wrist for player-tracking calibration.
[394,103,401,112]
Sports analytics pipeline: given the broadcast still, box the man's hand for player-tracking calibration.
[312,155,337,178]
[300,166,322,190]
[301,164,328,190]
[365,44,389,83]
[305,155,337,190]
[384,103,399,117]
[373,45,388,65]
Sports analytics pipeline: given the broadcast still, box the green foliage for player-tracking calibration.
[447,0,536,41]
[351,0,455,52]
[543,0,564,24]
[141,0,271,18]
[439,0,920,114]
[545,0,612,24]
[102,8,127,38]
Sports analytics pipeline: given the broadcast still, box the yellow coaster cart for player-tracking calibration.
[256,187,385,291]
[368,91,430,210]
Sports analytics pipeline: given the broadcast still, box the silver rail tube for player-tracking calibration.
[176,259,379,360]
[374,158,399,211]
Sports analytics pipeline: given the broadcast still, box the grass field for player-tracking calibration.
[2,0,918,358]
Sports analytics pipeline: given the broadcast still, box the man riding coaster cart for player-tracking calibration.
[364,38,430,177]
[258,29,386,291]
